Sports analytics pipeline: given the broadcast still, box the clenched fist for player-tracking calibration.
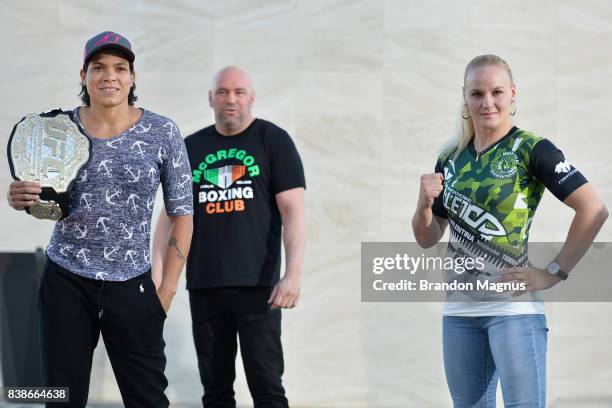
[417,173,444,210]
[7,181,41,210]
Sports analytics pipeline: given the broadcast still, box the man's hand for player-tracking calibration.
[156,285,176,314]
[268,274,300,309]
[500,266,562,296]
[7,181,41,210]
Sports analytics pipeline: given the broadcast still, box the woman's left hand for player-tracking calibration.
[500,266,562,296]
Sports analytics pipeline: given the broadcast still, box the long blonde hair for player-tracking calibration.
[445,54,514,160]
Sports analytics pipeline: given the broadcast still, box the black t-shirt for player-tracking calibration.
[184,119,306,289]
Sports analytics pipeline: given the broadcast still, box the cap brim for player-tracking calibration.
[85,44,135,64]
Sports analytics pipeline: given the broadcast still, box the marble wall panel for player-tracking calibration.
[547,303,612,405]
[1,1,612,406]
[469,0,556,31]
[383,0,471,30]
[382,28,470,124]
[298,0,382,28]
[379,119,453,242]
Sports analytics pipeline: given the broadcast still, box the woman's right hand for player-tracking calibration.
[417,173,444,210]
[7,181,42,210]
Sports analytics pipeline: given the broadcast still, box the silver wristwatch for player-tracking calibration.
[546,262,568,280]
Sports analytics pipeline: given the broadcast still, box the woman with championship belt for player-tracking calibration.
[6,31,193,408]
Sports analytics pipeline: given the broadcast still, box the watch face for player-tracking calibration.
[547,262,560,274]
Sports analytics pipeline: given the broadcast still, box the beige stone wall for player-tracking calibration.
[1,1,611,406]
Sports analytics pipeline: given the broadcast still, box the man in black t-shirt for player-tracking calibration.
[154,66,305,407]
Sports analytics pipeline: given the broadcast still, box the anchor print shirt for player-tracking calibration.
[46,107,193,281]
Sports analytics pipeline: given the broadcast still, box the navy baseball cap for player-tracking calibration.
[83,31,135,64]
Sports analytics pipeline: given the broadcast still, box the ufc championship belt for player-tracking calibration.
[7,109,90,221]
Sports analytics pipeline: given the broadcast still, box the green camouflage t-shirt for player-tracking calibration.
[432,127,587,301]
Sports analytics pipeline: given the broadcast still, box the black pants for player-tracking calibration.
[39,258,169,407]
[189,287,288,408]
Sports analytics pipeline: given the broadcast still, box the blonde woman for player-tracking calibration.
[412,54,608,407]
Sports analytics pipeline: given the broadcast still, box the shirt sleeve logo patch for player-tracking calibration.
[554,160,572,174]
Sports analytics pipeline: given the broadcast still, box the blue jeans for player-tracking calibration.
[443,315,548,408]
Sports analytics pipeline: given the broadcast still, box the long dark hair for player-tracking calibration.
[79,50,138,106]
